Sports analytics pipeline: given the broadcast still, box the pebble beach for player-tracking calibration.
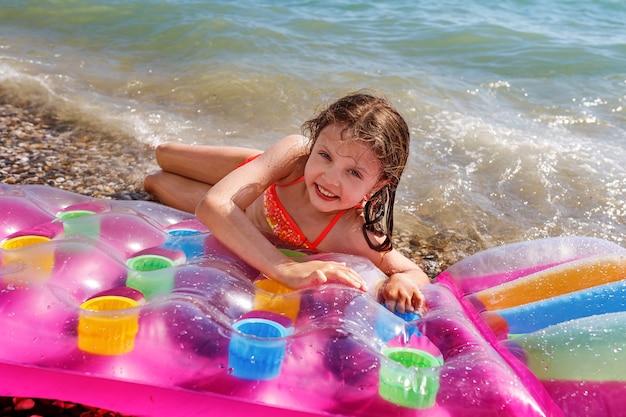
[0,103,154,201]
[0,101,476,417]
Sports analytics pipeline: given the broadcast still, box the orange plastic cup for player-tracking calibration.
[77,295,140,355]
[254,279,300,323]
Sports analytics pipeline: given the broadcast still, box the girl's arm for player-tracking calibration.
[355,237,430,314]
[379,254,430,314]
[195,135,367,291]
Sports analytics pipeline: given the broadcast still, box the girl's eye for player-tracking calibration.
[319,151,331,160]
[349,169,362,179]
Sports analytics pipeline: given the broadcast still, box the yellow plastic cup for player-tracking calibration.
[379,347,443,409]
[1,235,51,250]
[1,235,54,284]
[77,295,140,355]
[254,279,300,323]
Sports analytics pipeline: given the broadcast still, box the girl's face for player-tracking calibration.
[304,124,385,213]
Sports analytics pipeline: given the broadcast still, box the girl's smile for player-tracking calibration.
[315,183,338,200]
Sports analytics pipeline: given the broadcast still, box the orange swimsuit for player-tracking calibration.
[263,177,348,252]
[238,153,348,251]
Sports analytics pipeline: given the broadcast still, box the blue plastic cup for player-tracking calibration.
[163,229,205,259]
[228,318,289,380]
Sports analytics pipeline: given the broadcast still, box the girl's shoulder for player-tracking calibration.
[268,134,309,156]
[264,135,309,184]
[238,135,308,186]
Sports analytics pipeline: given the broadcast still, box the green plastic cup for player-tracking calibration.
[56,210,99,238]
[126,254,175,299]
[379,347,443,409]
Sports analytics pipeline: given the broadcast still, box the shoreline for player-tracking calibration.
[1,102,477,277]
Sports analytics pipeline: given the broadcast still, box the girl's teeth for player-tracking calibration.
[318,186,335,197]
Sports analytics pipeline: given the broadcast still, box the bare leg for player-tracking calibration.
[154,143,260,184]
[144,143,261,213]
[144,171,213,213]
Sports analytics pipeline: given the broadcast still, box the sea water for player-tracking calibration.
[1,0,624,249]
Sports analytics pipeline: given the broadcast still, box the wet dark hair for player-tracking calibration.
[301,91,410,252]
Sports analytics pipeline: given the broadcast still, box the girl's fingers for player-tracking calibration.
[322,262,367,291]
[385,299,398,313]
[279,260,367,291]
[413,292,424,312]
[310,269,328,286]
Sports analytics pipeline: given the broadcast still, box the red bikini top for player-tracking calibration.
[263,177,348,251]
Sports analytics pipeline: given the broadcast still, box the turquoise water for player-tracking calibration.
[1,0,625,248]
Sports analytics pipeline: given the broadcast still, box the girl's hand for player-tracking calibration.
[379,271,427,314]
[273,260,368,291]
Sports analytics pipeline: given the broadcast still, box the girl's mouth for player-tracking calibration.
[315,184,338,201]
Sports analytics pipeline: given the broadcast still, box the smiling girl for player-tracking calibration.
[144,91,430,313]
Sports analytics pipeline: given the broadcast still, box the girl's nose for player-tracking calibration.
[322,167,341,186]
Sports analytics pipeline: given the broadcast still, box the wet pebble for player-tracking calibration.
[0,103,156,201]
